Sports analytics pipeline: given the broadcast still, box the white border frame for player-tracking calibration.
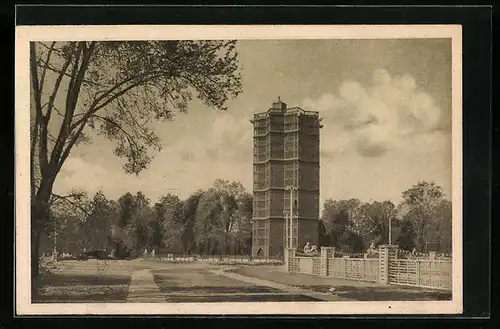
[15,24,463,315]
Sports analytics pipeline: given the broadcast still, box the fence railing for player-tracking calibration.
[389,258,452,290]
[286,246,453,291]
[147,254,283,265]
[327,258,380,282]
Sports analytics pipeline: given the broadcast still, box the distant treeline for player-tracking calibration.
[44,179,253,258]
[43,180,451,258]
[319,181,452,254]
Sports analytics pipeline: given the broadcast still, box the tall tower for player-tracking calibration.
[250,98,322,257]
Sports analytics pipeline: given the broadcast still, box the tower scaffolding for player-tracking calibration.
[250,98,323,257]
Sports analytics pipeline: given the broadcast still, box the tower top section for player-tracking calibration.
[250,98,323,126]
[271,96,287,112]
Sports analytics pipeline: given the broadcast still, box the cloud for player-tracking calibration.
[56,157,110,195]
[178,150,195,162]
[302,68,446,158]
[203,113,253,163]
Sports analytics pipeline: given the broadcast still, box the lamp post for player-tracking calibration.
[284,211,289,248]
[389,217,392,245]
[285,186,297,249]
[52,224,57,262]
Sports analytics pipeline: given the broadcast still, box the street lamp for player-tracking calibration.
[389,217,392,245]
[52,223,57,262]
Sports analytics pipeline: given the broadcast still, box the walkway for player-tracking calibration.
[126,269,165,303]
[210,268,354,301]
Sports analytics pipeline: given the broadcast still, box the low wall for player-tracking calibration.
[291,257,322,275]
[286,246,453,291]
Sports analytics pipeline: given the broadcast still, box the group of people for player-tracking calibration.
[143,248,156,259]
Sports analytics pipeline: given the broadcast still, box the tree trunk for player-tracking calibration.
[31,182,53,297]
[30,225,40,299]
[224,232,228,255]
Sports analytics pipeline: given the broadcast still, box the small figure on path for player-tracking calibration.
[257,248,263,257]
[144,248,148,259]
[151,249,156,259]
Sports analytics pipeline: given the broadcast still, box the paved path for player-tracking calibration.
[126,269,165,303]
[210,268,354,302]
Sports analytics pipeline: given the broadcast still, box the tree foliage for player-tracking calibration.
[400,181,447,251]
[46,180,253,258]
[358,201,397,247]
[30,40,242,282]
[320,181,452,253]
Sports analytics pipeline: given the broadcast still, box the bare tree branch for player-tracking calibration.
[51,42,95,173]
[37,56,101,87]
[69,72,164,133]
[51,193,91,217]
[39,41,57,94]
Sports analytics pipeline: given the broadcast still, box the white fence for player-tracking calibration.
[151,254,283,265]
[286,246,452,291]
[389,258,452,290]
[327,258,380,282]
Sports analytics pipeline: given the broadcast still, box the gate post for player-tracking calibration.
[285,248,296,273]
[379,245,398,285]
[320,247,335,276]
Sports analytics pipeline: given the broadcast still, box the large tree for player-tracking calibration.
[114,192,152,256]
[29,40,242,286]
[429,199,452,252]
[400,181,448,251]
[158,194,184,253]
[358,201,397,247]
[79,191,115,251]
[194,180,250,254]
[180,190,205,254]
[397,219,417,251]
[194,190,224,254]
[232,192,253,255]
[321,198,362,251]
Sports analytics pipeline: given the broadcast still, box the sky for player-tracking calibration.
[53,39,453,207]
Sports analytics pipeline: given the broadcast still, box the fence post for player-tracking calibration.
[320,247,334,276]
[378,245,398,285]
[379,245,389,285]
[285,248,296,273]
[416,260,420,286]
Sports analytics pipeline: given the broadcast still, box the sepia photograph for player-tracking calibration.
[15,25,462,315]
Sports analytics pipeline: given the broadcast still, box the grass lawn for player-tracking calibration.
[230,265,452,301]
[152,267,318,302]
[34,259,155,303]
